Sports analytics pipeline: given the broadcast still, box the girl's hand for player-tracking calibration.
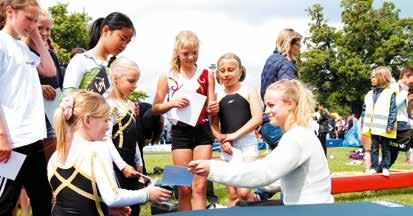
[28,25,44,47]
[109,207,131,216]
[171,97,190,109]
[121,165,138,178]
[0,134,11,163]
[222,133,238,143]
[187,160,211,177]
[386,128,393,133]
[147,185,172,203]
[207,101,219,115]
[220,141,233,155]
[41,85,56,100]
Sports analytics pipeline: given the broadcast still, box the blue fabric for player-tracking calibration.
[342,120,361,147]
[260,51,297,99]
[261,122,283,150]
[162,202,413,216]
[397,121,410,131]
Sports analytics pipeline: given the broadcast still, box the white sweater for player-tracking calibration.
[208,126,334,205]
[391,82,409,124]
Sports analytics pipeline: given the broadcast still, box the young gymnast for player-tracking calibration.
[47,91,171,215]
[152,30,218,210]
[211,53,262,206]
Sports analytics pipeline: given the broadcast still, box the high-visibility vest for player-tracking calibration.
[362,88,397,138]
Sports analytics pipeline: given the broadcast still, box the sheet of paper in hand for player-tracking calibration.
[169,91,207,127]
[0,151,27,180]
[158,165,194,186]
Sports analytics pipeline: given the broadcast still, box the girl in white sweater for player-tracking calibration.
[189,80,334,205]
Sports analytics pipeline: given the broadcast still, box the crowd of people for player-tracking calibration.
[0,1,412,216]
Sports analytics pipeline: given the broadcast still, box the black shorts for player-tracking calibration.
[171,122,213,150]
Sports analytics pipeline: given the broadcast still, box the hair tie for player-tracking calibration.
[62,97,74,120]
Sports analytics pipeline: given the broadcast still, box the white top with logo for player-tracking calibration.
[0,31,46,148]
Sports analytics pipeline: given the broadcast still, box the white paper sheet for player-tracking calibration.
[0,151,27,180]
[43,88,62,129]
[169,92,207,127]
[220,147,243,163]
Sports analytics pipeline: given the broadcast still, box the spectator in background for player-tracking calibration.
[336,116,346,139]
[389,67,413,166]
[255,28,302,202]
[361,66,396,176]
[317,103,329,155]
[69,47,86,59]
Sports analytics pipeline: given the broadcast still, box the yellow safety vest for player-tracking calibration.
[362,88,397,138]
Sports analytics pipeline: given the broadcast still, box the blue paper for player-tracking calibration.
[158,165,194,186]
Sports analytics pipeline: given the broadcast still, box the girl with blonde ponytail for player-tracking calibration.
[48,91,171,216]
[152,30,218,211]
[189,80,334,206]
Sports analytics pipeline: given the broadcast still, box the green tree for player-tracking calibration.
[128,91,149,102]
[48,2,91,64]
[299,0,412,115]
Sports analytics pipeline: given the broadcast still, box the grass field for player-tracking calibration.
[139,147,413,215]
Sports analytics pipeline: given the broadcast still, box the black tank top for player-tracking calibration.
[49,166,108,216]
[112,108,137,166]
[219,92,251,134]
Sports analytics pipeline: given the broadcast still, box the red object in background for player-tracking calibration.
[331,171,413,194]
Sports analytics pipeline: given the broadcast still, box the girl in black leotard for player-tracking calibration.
[47,91,171,216]
[210,53,263,206]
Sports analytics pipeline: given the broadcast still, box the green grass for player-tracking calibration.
[139,147,413,215]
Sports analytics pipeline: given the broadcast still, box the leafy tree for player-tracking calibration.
[48,2,91,64]
[128,91,149,102]
[299,0,412,115]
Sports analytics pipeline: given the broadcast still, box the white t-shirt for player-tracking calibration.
[0,31,46,148]
[63,52,111,96]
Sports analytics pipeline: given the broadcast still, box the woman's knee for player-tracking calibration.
[237,189,252,200]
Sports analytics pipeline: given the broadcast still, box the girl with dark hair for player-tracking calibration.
[62,12,138,180]
[63,12,134,97]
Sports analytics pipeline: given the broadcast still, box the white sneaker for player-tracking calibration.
[367,169,377,174]
[382,168,390,176]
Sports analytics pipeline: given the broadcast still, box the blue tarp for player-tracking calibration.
[342,119,362,147]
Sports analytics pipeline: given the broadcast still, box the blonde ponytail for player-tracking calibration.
[54,91,110,162]
[266,80,314,131]
[54,106,70,162]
